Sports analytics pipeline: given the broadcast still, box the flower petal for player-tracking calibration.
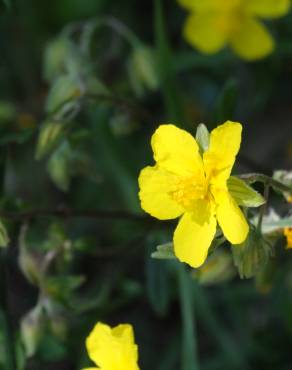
[86,322,139,370]
[183,13,229,54]
[178,0,241,12]
[203,121,242,186]
[138,166,184,220]
[174,205,217,268]
[246,0,290,19]
[230,17,274,61]
[214,189,249,244]
[151,124,204,177]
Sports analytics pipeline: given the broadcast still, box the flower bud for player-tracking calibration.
[232,227,273,279]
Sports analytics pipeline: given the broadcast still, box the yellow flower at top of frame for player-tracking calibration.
[178,0,291,60]
[82,322,140,370]
[138,121,249,268]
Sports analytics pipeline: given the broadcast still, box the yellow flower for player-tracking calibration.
[178,0,290,60]
[138,121,249,268]
[83,322,140,370]
[284,227,292,248]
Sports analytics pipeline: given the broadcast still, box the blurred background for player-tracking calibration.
[0,0,292,369]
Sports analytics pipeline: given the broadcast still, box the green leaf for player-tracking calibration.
[0,220,9,248]
[47,141,72,191]
[195,123,209,153]
[128,45,159,97]
[151,242,176,260]
[35,121,67,160]
[45,75,82,115]
[228,176,265,208]
[20,305,44,358]
[44,275,85,303]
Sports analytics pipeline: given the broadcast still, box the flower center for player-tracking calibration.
[169,175,208,209]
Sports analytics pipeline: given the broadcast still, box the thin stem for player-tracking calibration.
[257,184,270,232]
[177,263,199,370]
[239,173,292,194]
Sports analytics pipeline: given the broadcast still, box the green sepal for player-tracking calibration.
[195,123,209,153]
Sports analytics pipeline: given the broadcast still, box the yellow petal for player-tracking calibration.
[174,205,217,268]
[178,0,242,12]
[138,166,184,220]
[82,368,98,370]
[86,322,139,370]
[230,17,274,61]
[151,124,204,177]
[214,189,249,244]
[183,13,229,54]
[203,121,242,186]
[246,0,290,19]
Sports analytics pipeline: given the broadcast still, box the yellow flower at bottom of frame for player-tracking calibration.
[138,121,249,268]
[178,0,291,60]
[82,322,140,370]
[284,227,292,248]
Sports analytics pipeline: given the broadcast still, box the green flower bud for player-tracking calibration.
[232,226,273,279]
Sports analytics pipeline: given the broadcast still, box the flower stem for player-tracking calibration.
[257,184,270,233]
[177,263,199,370]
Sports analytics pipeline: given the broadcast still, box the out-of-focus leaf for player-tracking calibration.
[228,176,265,208]
[35,121,67,160]
[43,275,85,303]
[0,220,9,248]
[195,123,209,153]
[18,232,42,285]
[128,45,159,97]
[46,75,82,115]
[47,141,72,191]
[151,242,176,260]
[43,37,73,82]
[21,305,44,358]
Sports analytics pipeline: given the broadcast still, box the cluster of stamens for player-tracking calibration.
[169,176,207,209]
